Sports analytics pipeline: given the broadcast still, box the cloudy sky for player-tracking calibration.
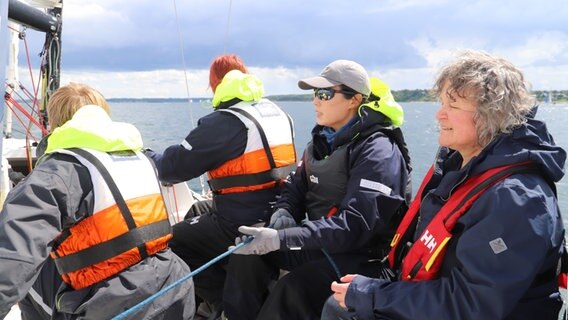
[8,0,568,98]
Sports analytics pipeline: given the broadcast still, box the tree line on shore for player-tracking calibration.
[266,90,568,103]
[106,90,568,103]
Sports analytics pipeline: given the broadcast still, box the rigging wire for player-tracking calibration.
[223,0,233,53]
[3,23,49,172]
[172,0,207,195]
[22,30,36,97]
[4,97,42,141]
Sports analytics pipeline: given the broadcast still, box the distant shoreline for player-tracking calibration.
[107,90,568,103]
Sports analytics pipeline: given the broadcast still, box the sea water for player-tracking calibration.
[110,100,568,217]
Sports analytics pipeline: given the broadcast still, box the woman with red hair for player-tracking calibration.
[209,54,248,92]
[147,54,297,318]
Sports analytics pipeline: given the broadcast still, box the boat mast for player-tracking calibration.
[7,0,59,33]
[8,0,62,129]
[1,0,62,194]
[5,0,61,130]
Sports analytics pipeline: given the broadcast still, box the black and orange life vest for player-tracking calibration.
[207,99,297,194]
[50,148,172,290]
[388,162,534,281]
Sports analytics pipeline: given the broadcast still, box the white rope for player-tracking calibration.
[172,0,207,195]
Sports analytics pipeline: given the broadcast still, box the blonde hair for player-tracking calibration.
[47,83,110,130]
[433,50,535,146]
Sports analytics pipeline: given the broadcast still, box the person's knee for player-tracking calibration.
[185,199,214,219]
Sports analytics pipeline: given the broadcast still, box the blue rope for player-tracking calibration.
[112,236,253,320]
[112,223,342,319]
[321,248,342,279]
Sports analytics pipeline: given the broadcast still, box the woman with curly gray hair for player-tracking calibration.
[433,50,536,151]
[322,50,566,320]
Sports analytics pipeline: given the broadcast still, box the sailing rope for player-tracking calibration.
[111,221,343,319]
[40,31,61,129]
[21,29,37,97]
[21,26,49,152]
[171,0,208,196]
[111,236,254,320]
[4,95,47,138]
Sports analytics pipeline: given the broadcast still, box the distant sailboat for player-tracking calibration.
[546,91,554,104]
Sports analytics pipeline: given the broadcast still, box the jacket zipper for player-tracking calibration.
[408,260,423,279]
[440,173,468,202]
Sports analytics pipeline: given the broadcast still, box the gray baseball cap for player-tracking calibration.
[298,60,371,97]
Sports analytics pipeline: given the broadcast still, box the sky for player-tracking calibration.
[6,0,568,98]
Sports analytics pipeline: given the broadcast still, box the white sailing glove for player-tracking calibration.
[232,226,280,255]
[269,208,296,230]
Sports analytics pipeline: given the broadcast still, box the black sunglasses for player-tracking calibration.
[313,88,357,101]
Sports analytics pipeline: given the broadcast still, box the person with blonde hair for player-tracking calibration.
[46,83,110,129]
[0,83,195,319]
[322,50,566,320]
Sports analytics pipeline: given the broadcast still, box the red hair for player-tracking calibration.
[209,54,248,92]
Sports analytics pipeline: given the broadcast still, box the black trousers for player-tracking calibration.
[223,250,380,320]
[169,207,241,305]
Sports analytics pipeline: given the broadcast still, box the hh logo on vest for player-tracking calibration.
[420,230,438,253]
[310,175,319,184]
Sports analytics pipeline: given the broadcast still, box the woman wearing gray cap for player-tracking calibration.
[223,60,412,320]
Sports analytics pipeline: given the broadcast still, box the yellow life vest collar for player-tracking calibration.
[359,77,404,127]
[212,70,264,108]
[45,105,143,154]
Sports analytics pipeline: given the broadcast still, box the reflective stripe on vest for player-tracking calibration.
[208,99,297,194]
[50,148,172,290]
[388,162,534,281]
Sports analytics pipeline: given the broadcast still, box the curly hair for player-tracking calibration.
[47,83,110,130]
[432,50,536,146]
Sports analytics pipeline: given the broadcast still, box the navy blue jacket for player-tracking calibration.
[148,101,281,225]
[345,117,566,320]
[276,106,411,255]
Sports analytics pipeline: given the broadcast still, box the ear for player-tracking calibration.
[349,94,363,109]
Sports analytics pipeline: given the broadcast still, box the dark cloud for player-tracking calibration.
[16,0,568,73]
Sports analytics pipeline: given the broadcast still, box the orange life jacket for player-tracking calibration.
[208,99,297,194]
[50,148,172,290]
[388,162,533,281]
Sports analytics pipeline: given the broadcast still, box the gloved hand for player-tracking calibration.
[269,208,296,229]
[231,226,280,255]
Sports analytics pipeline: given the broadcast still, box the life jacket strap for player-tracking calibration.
[208,164,296,191]
[53,219,171,275]
[231,107,277,168]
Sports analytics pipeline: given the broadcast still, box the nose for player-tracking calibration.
[435,104,446,120]
[313,96,320,108]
